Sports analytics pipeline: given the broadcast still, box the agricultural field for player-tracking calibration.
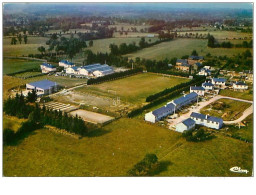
[200,98,252,121]
[3,36,49,57]
[124,38,252,60]
[219,89,253,101]
[3,117,253,176]
[13,71,43,78]
[75,73,189,105]
[3,58,43,74]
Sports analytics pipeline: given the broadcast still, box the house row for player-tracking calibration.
[176,112,223,132]
[65,64,114,77]
[59,60,75,69]
[40,63,57,73]
[145,92,198,123]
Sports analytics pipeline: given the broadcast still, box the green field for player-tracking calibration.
[3,117,253,176]
[3,75,26,100]
[75,73,189,104]
[124,38,252,60]
[3,36,49,57]
[13,71,42,78]
[219,89,253,101]
[3,58,43,74]
[200,98,252,121]
[3,115,25,132]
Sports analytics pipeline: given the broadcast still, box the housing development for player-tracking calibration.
[2,3,253,178]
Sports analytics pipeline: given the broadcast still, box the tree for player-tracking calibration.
[27,89,37,103]
[18,34,22,44]
[11,37,17,45]
[23,35,28,44]
[89,40,93,47]
[37,46,46,55]
[208,35,215,47]
[191,50,198,56]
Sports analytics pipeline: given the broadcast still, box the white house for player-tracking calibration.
[65,66,80,74]
[59,60,75,69]
[176,118,196,133]
[233,81,248,90]
[202,82,214,91]
[212,78,226,88]
[26,79,59,96]
[190,86,205,96]
[198,68,211,76]
[170,92,198,110]
[190,112,223,130]
[77,64,114,77]
[145,103,175,123]
[40,63,56,73]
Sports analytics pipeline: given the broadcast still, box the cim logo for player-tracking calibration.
[230,166,249,174]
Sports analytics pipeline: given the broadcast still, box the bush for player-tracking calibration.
[182,128,215,142]
[3,128,15,145]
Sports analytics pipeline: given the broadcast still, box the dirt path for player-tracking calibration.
[169,95,253,128]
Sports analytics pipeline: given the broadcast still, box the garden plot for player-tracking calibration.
[69,109,114,124]
[43,101,78,112]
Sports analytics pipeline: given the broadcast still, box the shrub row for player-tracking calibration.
[7,68,40,76]
[87,68,143,85]
[151,70,191,78]
[146,76,205,102]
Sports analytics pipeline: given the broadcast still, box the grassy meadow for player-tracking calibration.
[200,98,252,121]
[3,117,253,176]
[3,58,43,74]
[219,89,253,101]
[75,73,189,104]
[124,38,252,60]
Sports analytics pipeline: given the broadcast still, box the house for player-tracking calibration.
[190,86,205,96]
[176,63,190,72]
[66,66,80,74]
[193,62,203,71]
[203,66,211,70]
[233,81,248,90]
[190,112,223,129]
[198,68,211,76]
[188,56,204,65]
[176,118,196,133]
[212,78,226,88]
[170,92,198,110]
[176,59,188,66]
[59,60,75,69]
[202,82,214,90]
[26,80,59,96]
[145,103,175,123]
[40,63,56,73]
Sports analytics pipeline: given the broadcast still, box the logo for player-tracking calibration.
[230,166,249,174]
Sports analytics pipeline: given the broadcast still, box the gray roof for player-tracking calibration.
[28,80,57,90]
[81,64,113,73]
[176,59,188,64]
[202,82,214,87]
[189,56,204,60]
[212,78,226,83]
[194,62,202,67]
[191,86,205,91]
[173,92,198,105]
[41,63,55,68]
[190,112,223,123]
[235,81,247,86]
[60,60,74,65]
[200,68,211,73]
[152,103,175,117]
[182,118,196,127]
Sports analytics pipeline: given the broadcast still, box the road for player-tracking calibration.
[49,83,87,97]
[169,95,253,128]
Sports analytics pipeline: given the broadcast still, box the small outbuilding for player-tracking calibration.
[176,118,196,133]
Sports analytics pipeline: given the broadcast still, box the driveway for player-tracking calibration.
[169,95,253,128]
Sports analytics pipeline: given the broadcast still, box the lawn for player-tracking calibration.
[124,38,252,60]
[219,89,253,101]
[3,75,26,100]
[3,115,26,132]
[200,98,252,121]
[3,58,43,74]
[3,36,49,57]
[13,71,42,78]
[75,72,189,104]
[3,117,253,176]
[226,114,253,142]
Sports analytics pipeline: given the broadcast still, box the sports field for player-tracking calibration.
[124,38,252,60]
[3,117,253,176]
[75,72,189,104]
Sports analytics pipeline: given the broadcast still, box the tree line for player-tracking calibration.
[128,76,206,118]
[10,34,28,45]
[87,68,143,85]
[146,76,205,102]
[208,35,252,48]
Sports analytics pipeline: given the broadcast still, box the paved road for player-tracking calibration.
[169,95,253,128]
[49,83,87,97]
